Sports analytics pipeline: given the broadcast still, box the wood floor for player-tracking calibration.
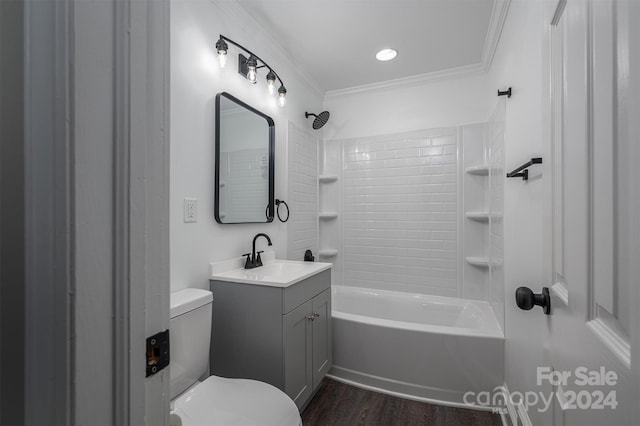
[301,379,503,426]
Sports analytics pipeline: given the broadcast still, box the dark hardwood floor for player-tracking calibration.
[302,379,503,426]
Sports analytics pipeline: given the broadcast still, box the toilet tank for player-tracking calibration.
[170,288,213,399]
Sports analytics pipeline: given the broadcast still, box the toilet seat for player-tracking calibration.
[172,375,301,426]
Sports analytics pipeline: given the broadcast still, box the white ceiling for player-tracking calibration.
[237,0,497,93]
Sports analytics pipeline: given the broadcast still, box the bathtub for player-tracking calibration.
[328,286,504,408]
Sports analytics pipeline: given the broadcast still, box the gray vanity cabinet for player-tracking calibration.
[210,269,331,411]
[283,287,331,408]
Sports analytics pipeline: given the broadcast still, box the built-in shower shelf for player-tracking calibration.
[318,249,339,257]
[318,212,339,220]
[465,212,503,222]
[318,175,338,183]
[465,257,502,268]
[465,165,491,176]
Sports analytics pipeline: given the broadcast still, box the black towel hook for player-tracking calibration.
[497,87,512,98]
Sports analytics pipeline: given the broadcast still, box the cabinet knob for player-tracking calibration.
[307,315,315,321]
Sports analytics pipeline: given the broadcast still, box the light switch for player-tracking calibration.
[184,198,197,223]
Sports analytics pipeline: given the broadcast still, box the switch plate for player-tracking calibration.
[184,198,197,223]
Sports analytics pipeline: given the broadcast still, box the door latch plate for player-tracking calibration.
[146,329,170,377]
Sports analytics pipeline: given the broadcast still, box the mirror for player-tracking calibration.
[215,92,275,224]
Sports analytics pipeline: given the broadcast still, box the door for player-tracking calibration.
[283,299,313,409]
[21,0,171,424]
[543,0,640,424]
[311,289,332,389]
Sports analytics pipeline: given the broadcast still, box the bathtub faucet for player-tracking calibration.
[243,233,272,269]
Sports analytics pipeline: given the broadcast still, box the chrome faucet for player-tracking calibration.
[243,233,272,269]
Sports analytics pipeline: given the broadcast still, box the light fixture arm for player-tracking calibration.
[218,35,285,89]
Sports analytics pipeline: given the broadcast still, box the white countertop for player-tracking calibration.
[209,253,331,288]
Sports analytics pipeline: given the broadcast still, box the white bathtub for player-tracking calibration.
[329,286,504,408]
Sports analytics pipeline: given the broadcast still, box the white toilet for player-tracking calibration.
[169,288,302,426]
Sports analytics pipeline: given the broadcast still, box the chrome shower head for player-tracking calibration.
[305,111,330,130]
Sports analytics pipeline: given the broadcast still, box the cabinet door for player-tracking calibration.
[283,299,312,409]
[311,288,332,390]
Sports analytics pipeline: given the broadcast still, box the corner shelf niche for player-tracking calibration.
[465,257,503,268]
[318,175,338,183]
[465,212,502,223]
[465,165,491,176]
[466,257,491,268]
[319,212,338,220]
[318,167,340,264]
[461,122,505,304]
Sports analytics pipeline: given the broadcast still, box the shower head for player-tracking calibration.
[305,111,330,130]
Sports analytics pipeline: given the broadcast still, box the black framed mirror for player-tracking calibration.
[215,92,275,223]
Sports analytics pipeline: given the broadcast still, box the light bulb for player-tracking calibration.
[246,55,258,83]
[266,70,276,95]
[215,37,228,68]
[217,53,227,68]
[247,69,257,83]
[277,85,287,107]
[278,94,286,107]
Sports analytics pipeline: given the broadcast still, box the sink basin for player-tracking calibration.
[209,259,331,287]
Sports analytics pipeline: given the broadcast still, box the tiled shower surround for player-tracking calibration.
[338,128,459,297]
[315,120,504,318]
[287,119,504,316]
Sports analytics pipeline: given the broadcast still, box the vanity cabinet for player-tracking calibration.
[210,269,331,410]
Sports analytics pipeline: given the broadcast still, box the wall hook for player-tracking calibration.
[497,87,512,98]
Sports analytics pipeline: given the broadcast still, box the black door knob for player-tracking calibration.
[515,286,551,315]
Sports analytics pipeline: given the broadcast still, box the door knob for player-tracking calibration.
[515,286,551,315]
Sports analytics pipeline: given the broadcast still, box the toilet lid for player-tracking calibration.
[172,375,301,426]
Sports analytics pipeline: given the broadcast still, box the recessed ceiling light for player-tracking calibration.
[376,48,397,62]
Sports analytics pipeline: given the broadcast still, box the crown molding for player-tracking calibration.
[480,0,511,72]
[215,0,326,100]
[324,62,487,100]
[324,0,511,101]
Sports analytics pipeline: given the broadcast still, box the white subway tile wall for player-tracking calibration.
[287,123,319,261]
[340,128,460,297]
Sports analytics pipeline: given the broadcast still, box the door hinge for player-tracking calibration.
[146,329,170,377]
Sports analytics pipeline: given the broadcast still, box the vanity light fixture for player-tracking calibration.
[215,35,288,107]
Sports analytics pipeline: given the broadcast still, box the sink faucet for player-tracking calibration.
[243,233,272,269]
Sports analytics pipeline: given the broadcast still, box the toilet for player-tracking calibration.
[169,288,301,426]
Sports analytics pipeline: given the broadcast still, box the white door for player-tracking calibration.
[542,0,640,424]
